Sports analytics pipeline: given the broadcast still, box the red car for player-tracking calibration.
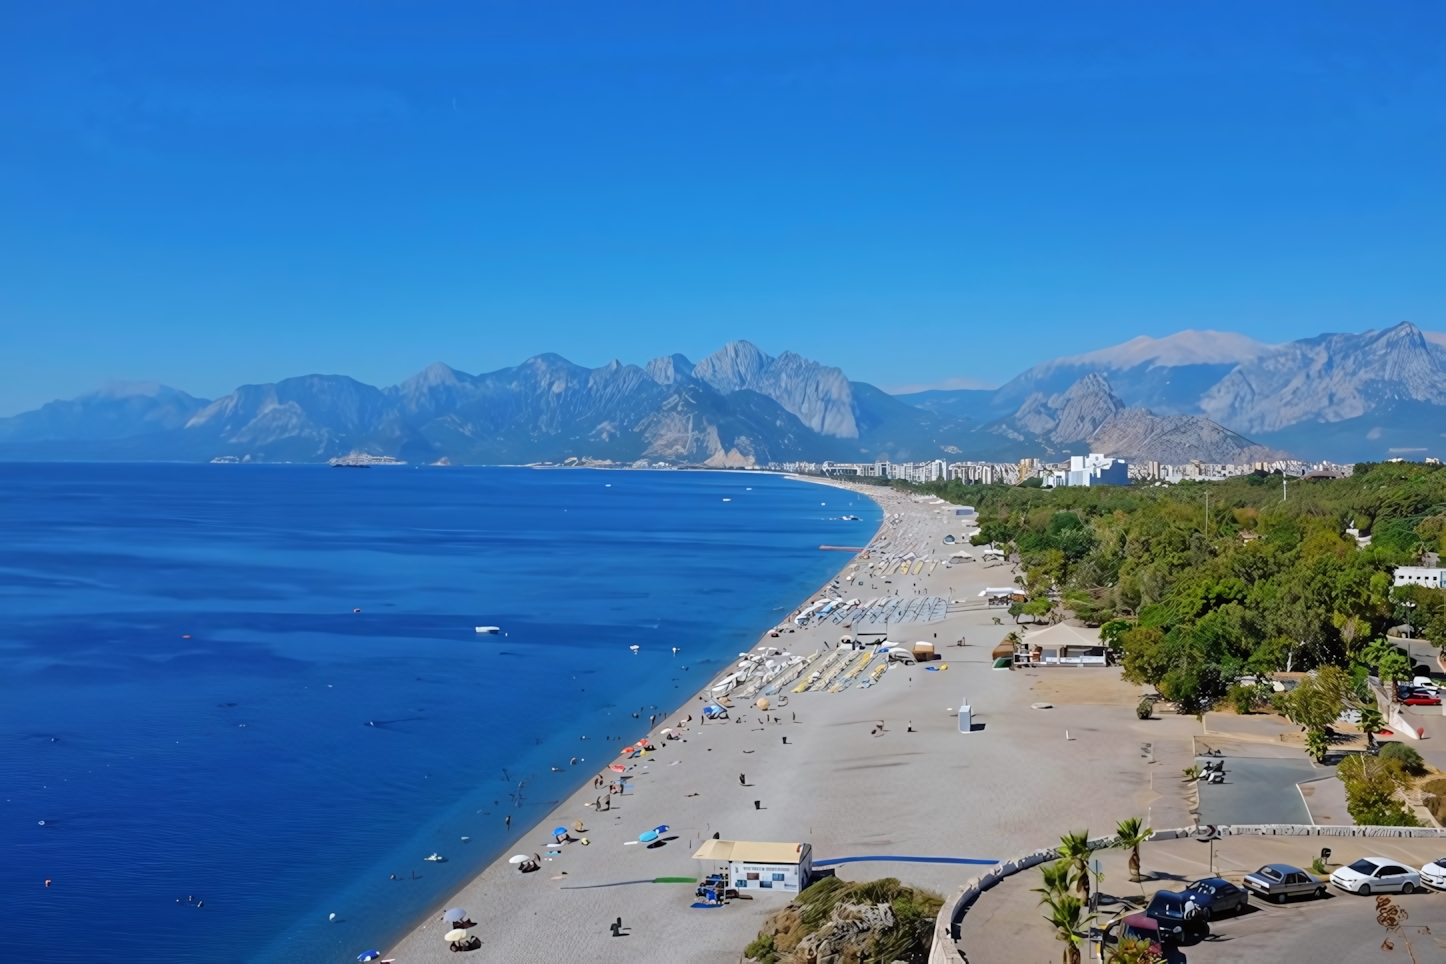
[1401,690,1442,706]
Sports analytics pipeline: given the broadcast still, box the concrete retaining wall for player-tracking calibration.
[928,824,1446,964]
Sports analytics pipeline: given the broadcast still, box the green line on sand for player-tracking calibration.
[653,877,697,884]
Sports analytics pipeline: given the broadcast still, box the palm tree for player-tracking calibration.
[1057,830,1095,904]
[1033,858,1075,904]
[1114,816,1152,883]
[1042,893,1089,964]
[1379,649,1413,697]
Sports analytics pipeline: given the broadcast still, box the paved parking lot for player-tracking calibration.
[959,835,1446,963]
[1193,755,1319,826]
[1172,883,1446,963]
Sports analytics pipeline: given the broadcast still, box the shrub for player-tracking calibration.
[1338,753,1420,827]
[1421,777,1446,797]
[1426,794,1446,826]
[744,933,778,964]
[1379,741,1427,776]
[1228,684,1256,715]
[1136,697,1153,720]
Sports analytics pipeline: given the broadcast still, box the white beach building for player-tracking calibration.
[692,839,814,894]
[1395,567,1446,589]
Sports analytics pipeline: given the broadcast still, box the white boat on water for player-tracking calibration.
[475,626,500,634]
[424,853,447,862]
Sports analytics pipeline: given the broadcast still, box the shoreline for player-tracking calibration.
[381,479,1201,964]
[376,475,887,960]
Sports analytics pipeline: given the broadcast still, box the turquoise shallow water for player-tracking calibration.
[0,464,878,963]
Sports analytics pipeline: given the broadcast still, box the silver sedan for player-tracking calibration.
[1242,864,1325,903]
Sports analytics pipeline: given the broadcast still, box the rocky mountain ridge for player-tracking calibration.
[0,343,1003,467]
[7,323,1441,466]
[902,321,1446,463]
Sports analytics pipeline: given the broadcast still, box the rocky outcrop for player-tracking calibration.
[742,877,941,964]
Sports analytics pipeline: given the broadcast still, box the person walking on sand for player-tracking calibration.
[739,773,746,786]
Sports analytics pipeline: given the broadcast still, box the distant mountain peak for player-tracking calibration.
[1057,330,1276,370]
[90,381,186,400]
[645,353,696,386]
[692,341,773,393]
[689,342,859,438]
[1011,372,1124,443]
[0,382,208,444]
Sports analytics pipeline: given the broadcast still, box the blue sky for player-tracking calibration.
[2,2,1445,414]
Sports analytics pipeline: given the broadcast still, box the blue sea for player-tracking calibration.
[0,464,878,963]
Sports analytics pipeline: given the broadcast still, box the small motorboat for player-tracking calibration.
[474,626,500,634]
[424,853,447,862]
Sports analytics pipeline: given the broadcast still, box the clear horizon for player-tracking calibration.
[2,3,1444,415]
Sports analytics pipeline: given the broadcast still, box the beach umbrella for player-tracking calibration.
[660,728,672,735]
[652,824,670,834]
[358,952,381,962]
[639,830,659,842]
[508,854,530,864]
[443,907,467,922]
[755,697,770,711]
[444,928,470,942]
[608,763,625,773]
[552,826,567,836]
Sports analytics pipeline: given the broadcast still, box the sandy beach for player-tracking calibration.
[382,480,1202,963]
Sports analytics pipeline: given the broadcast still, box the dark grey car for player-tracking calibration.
[1180,877,1249,918]
[1242,863,1325,903]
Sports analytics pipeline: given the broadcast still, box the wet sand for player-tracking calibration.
[382,481,1201,963]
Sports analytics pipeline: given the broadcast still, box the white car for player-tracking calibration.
[1420,858,1446,890]
[1331,857,1423,895]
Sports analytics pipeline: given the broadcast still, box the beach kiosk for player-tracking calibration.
[981,587,1022,609]
[1016,623,1109,667]
[692,839,813,894]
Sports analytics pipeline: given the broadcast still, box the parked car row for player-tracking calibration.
[1105,855,1446,957]
[1246,854,1446,900]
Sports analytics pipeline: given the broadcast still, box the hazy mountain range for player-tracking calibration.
[2,322,1443,466]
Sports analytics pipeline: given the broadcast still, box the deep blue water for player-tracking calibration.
[0,464,878,963]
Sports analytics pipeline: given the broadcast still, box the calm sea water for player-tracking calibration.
[0,464,878,963]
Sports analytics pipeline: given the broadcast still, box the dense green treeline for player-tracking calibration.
[906,463,1446,712]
